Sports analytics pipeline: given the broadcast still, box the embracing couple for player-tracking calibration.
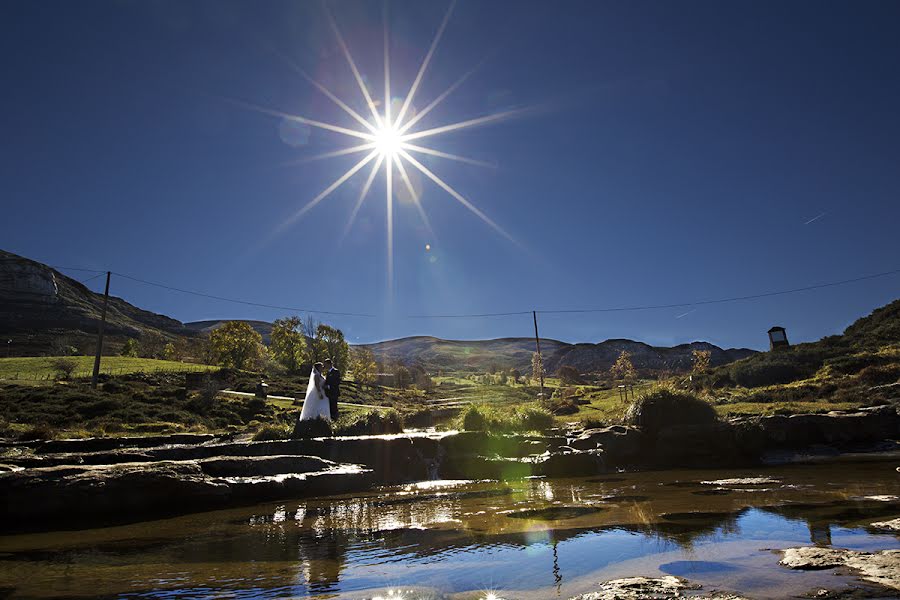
[298,358,341,422]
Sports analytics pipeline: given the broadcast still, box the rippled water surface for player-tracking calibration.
[1,459,899,599]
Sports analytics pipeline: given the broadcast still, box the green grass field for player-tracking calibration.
[0,356,214,380]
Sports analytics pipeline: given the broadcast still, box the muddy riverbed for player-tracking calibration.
[1,458,898,599]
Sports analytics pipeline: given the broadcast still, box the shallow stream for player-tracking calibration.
[2,458,899,599]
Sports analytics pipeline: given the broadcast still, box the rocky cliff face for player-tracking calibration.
[0,256,59,304]
[0,250,190,354]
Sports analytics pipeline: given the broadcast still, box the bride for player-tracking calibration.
[299,362,331,421]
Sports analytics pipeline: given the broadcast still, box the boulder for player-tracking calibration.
[0,461,230,525]
[570,425,644,465]
[534,448,604,477]
[751,406,900,450]
[0,455,373,530]
[780,547,900,591]
[570,576,748,599]
[870,518,900,532]
[197,455,336,477]
[652,423,740,468]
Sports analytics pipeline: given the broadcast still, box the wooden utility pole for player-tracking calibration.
[91,271,111,389]
[532,310,545,398]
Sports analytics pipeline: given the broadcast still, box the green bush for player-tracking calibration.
[334,409,404,436]
[458,403,554,433]
[252,423,291,441]
[823,353,890,376]
[18,423,57,441]
[729,358,806,388]
[516,404,556,431]
[291,417,332,438]
[624,387,718,434]
[461,404,488,431]
[541,395,579,415]
[857,364,900,386]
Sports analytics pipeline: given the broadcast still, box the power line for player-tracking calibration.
[408,267,900,318]
[78,273,106,285]
[49,265,107,274]
[25,262,900,321]
[110,271,377,318]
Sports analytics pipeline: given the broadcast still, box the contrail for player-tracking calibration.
[675,308,696,319]
[804,212,827,225]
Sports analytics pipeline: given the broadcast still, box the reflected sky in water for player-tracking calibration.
[1,460,898,599]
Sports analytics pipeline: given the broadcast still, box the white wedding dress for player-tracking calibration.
[299,367,331,421]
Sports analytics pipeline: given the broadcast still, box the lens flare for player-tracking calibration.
[249,1,527,290]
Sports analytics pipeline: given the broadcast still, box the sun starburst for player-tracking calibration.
[251,1,529,291]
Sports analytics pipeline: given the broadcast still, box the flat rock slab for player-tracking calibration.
[870,518,900,532]
[570,576,748,599]
[780,547,900,591]
[0,456,371,530]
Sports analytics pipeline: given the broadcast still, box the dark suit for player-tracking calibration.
[324,368,341,420]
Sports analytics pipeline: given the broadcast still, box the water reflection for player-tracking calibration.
[0,461,898,599]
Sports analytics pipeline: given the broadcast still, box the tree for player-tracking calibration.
[162,342,177,361]
[139,332,166,359]
[531,352,544,384]
[610,350,636,381]
[558,365,582,384]
[692,349,712,375]
[194,334,217,365]
[395,366,412,389]
[50,357,78,379]
[209,321,262,370]
[314,323,350,370]
[509,368,521,382]
[351,347,377,388]
[302,316,321,362]
[121,338,139,357]
[270,316,307,372]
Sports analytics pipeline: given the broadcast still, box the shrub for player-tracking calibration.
[557,365,582,384]
[334,409,404,436]
[291,417,332,438]
[18,423,57,441]
[729,359,806,388]
[252,423,291,441]
[516,405,555,431]
[50,358,78,380]
[458,403,554,433]
[857,364,900,386]
[823,353,889,376]
[461,404,488,431]
[542,395,579,415]
[624,387,718,435]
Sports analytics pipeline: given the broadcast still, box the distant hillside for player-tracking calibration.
[361,335,755,374]
[0,250,191,355]
[543,340,756,374]
[362,336,570,372]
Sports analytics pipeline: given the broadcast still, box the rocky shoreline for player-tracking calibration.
[2,405,898,531]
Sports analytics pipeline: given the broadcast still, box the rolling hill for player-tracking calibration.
[1,249,756,372]
[361,335,755,374]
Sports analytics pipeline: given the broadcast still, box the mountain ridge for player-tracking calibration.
[1,249,755,372]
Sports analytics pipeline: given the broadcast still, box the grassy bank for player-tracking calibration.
[0,356,214,380]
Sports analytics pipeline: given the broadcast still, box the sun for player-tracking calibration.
[373,123,402,158]
[243,1,529,290]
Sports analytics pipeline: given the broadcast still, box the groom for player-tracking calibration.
[323,358,341,420]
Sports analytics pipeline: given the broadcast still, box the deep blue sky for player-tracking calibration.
[3,0,898,350]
